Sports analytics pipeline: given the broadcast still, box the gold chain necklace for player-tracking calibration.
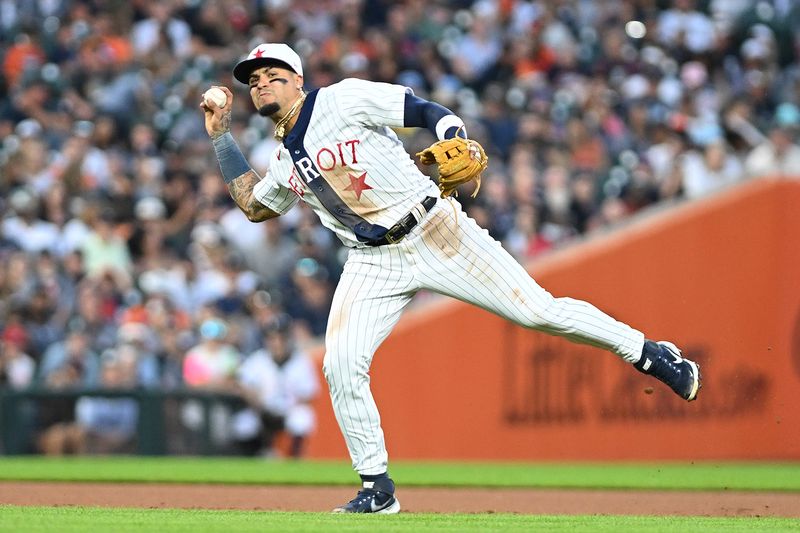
[274,91,307,141]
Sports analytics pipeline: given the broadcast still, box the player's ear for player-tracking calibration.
[295,74,304,90]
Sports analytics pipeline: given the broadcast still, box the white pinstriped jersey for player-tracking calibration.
[246,75,647,478]
[253,78,440,247]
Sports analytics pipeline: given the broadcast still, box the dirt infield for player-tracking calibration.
[1,482,799,516]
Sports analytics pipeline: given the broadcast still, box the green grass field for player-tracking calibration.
[1,458,799,532]
[1,457,799,491]
[1,507,799,533]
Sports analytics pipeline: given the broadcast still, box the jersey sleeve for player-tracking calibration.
[252,173,299,215]
[332,78,410,128]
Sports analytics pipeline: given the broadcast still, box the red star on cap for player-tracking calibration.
[344,172,373,200]
[253,48,264,58]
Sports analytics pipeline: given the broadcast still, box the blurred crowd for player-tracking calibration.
[1,0,799,442]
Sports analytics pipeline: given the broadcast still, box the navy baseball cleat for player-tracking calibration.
[332,477,401,514]
[635,340,701,401]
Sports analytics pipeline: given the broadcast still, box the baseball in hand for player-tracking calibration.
[204,87,227,108]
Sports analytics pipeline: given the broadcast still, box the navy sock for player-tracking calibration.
[635,340,660,372]
[360,472,394,495]
[360,472,389,482]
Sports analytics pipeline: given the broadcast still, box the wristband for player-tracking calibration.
[212,132,251,184]
[435,115,466,140]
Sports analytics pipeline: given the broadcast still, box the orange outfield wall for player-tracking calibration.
[305,178,800,461]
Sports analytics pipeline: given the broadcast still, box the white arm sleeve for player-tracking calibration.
[333,78,409,129]
[253,174,299,215]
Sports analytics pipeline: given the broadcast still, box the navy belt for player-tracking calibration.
[367,196,438,246]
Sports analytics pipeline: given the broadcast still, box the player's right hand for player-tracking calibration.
[200,85,234,139]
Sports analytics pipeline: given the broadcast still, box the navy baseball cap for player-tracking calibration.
[233,43,303,84]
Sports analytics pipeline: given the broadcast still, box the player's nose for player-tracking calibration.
[254,73,271,89]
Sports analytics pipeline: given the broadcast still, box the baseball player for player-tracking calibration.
[201,43,701,514]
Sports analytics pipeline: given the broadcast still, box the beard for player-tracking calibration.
[258,103,280,117]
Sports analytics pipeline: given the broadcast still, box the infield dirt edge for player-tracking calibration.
[1,481,798,517]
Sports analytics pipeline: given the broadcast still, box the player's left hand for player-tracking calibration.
[200,85,234,139]
[416,135,488,198]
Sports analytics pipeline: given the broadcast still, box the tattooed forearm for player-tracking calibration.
[210,112,232,140]
[227,169,278,222]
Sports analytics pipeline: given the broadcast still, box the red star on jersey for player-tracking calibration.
[344,172,373,200]
[253,48,264,58]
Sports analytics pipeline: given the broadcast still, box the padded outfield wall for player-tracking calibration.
[305,178,800,461]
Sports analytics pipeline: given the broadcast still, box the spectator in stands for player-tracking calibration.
[2,188,59,255]
[657,0,716,57]
[131,2,193,60]
[504,203,552,261]
[38,348,139,455]
[233,314,319,457]
[69,280,118,356]
[133,293,193,389]
[34,319,101,445]
[744,120,800,178]
[179,317,242,446]
[159,170,198,254]
[453,14,503,85]
[113,322,161,388]
[80,208,133,287]
[129,196,168,262]
[681,141,744,199]
[182,318,240,389]
[236,289,285,354]
[0,322,35,389]
[38,322,100,389]
[284,258,334,340]
[241,217,299,289]
[20,284,63,359]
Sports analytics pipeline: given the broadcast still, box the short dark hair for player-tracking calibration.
[263,313,292,336]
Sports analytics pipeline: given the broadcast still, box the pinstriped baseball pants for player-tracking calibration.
[322,199,645,475]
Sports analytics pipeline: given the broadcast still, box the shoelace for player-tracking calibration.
[653,354,692,393]
[347,488,393,510]
[347,489,377,507]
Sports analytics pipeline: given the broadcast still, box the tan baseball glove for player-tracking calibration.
[416,135,488,198]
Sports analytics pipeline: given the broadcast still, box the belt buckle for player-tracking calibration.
[384,225,406,244]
